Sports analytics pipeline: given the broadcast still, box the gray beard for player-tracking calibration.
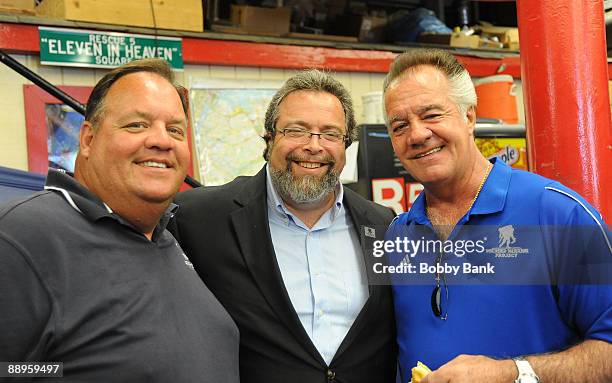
[269,164,339,204]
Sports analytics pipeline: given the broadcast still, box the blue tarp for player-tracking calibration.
[0,166,45,204]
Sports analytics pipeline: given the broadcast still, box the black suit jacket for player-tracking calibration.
[171,167,397,383]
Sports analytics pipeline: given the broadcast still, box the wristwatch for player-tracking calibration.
[513,357,540,383]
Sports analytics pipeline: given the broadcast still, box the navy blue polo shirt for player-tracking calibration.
[0,169,239,382]
[387,159,612,377]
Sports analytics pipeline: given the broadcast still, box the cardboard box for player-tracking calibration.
[230,5,291,36]
[419,29,516,50]
[0,0,33,8]
[0,0,34,13]
[35,0,204,32]
[480,26,519,50]
[450,32,480,49]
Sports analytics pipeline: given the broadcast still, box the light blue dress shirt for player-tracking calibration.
[265,165,369,365]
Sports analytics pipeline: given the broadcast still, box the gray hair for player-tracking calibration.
[262,69,356,160]
[382,48,477,121]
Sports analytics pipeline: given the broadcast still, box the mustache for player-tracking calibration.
[286,153,336,166]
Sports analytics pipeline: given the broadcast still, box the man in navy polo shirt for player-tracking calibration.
[382,49,611,383]
[0,59,239,382]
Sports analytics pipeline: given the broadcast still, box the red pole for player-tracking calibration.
[517,0,612,221]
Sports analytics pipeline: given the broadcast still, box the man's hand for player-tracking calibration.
[419,340,612,383]
[420,355,516,383]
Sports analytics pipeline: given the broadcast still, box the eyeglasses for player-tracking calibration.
[431,252,449,320]
[278,128,347,144]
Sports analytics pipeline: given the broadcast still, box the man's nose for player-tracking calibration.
[302,133,324,152]
[144,124,173,150]
[407,122,433,146]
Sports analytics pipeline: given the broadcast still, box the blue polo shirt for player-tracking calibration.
[387,159,612,379]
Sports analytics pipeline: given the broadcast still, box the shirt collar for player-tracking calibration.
[469,157,510,216]
[44,168,177,236]
[265,164,344,223]
[405,187,429,225]
[400,158,510,225]
[44,168,114,221]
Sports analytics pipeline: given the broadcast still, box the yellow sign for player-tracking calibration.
[476,138,528,170]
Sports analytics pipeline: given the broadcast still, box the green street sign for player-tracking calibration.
[39,27,183,70]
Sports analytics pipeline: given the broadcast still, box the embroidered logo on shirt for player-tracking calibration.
[498,225,516,248]
[175,241,194,269]
[485,225,530,258]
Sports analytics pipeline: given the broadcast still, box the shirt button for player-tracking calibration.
[326,369,336,381]
[318,309,324,317]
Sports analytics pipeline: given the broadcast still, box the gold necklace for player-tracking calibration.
[426,162,492,221]
[465,162,492,213]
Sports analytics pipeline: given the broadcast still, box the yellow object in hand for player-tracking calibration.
[411,361,432,383]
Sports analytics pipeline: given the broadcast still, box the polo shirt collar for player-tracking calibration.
[44,168,178,235]
[44,168,114,222]
[405,188,429,225]
[469,157,510,216]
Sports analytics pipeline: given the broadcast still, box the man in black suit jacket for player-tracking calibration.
[172,70,397,383]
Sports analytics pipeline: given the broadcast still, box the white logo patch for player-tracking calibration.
[485,225,530,258]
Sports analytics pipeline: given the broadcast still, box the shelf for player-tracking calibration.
[0,13,559,78]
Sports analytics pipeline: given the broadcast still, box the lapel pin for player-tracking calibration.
[364,226,376,238]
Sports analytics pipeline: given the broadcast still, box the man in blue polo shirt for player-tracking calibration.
[382,49,611,383]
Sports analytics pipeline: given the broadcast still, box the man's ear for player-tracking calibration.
[79,121,96,159]
[466,106,476,136]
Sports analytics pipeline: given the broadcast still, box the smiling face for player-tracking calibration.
[384,65,478,187]
[268,90,346,205]
[76,71,190,209]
